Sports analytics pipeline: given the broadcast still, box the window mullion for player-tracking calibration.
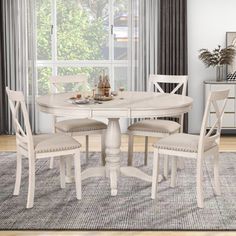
[128,0,133,91]
[109,0,114,88]
[51,0,57,76]
[110,0,114,62]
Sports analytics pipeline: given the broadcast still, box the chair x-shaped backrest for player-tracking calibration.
[198,89,229,153]
[6,87,34,152]
[148,74,188,96]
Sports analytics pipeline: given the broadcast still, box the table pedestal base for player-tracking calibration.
[80,118,163,196]
[81,167,106,180]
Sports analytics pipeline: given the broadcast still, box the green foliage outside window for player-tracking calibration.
[36,0,128,95]
[36,0,108,94]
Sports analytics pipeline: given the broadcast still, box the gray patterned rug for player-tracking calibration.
[0,151,235,230]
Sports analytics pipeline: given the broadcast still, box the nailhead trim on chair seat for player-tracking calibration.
[153,133,217,153]
[55,118,107,133]
[20,134,81,153]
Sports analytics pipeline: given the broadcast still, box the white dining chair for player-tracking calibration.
[127,74,188,177]
[151,89,229,208]
[49,75,107,171]
[6,87,82,208]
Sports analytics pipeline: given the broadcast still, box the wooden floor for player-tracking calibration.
[0,134,235,236]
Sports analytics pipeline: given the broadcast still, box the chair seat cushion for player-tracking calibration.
[21,134,81,153]
[55,118,107,133]
[153,133,217,153]
[128,119,181,134]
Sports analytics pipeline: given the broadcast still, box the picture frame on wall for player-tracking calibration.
[226,32,236,80]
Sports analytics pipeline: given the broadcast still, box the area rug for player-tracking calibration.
[0,151,235,230]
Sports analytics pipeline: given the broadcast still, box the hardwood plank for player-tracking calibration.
[0,135,16,152]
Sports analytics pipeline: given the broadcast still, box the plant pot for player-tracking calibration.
[216,65,224,81]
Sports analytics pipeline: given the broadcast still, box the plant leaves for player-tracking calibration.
[199,45,236,67]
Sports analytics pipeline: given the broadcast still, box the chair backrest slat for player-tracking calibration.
[16,133,28,144]
[198,89,229,154]
[6,87,34,152]
[171,83,184,94]
[50,75,88,93]
[154,83,165,93]
[15,119,27,137]
[149,74,188,95]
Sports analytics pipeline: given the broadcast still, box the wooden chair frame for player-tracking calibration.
[49,75,106,171]
[151,89,229,208]
[128,74,188,175]
[6,87,82,208]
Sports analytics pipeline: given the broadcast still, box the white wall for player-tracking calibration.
[188,0,236,133]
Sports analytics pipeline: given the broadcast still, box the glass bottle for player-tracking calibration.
[98,75,103,95]
[104,76,111,97]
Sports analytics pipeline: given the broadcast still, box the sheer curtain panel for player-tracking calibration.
[0,1,7,134]
[0,0,37,134]
[129,0,159,92]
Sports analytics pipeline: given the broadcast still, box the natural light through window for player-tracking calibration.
[36,0,132,95]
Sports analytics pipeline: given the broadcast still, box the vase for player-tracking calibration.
[216,65,224,81]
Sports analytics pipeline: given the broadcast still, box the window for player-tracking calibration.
[36,0,132,95]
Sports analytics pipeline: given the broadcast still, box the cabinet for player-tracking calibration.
[204,80,236,130]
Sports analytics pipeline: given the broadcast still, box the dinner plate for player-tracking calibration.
[74,99,90,104]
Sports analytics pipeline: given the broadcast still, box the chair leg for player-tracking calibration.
[213,151,221,196]
[163,156,169,179]
[170,157,177,188]
[128,134,134,166]
[49,157,54,169]
[26,156,35,209]
[74,150,82,200]
[101,131,106,166]
[144,136,148,165]
[85,135,89,163]
[60,157,66,189]
[151,148,160,199]
[66,156,73,183]
[13,149,22,196]
[178,116,185,170]
[196,157,204,208]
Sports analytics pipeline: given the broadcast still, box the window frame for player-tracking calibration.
[36,0,130,91]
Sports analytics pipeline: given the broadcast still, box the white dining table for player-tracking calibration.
[37,91,193,196]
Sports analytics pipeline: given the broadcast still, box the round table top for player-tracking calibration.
[36,91,193,119]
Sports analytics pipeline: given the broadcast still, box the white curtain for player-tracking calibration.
[2,0,37,133]
[129,0,159,92]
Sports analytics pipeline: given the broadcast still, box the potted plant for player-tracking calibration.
[199,45,236,81]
